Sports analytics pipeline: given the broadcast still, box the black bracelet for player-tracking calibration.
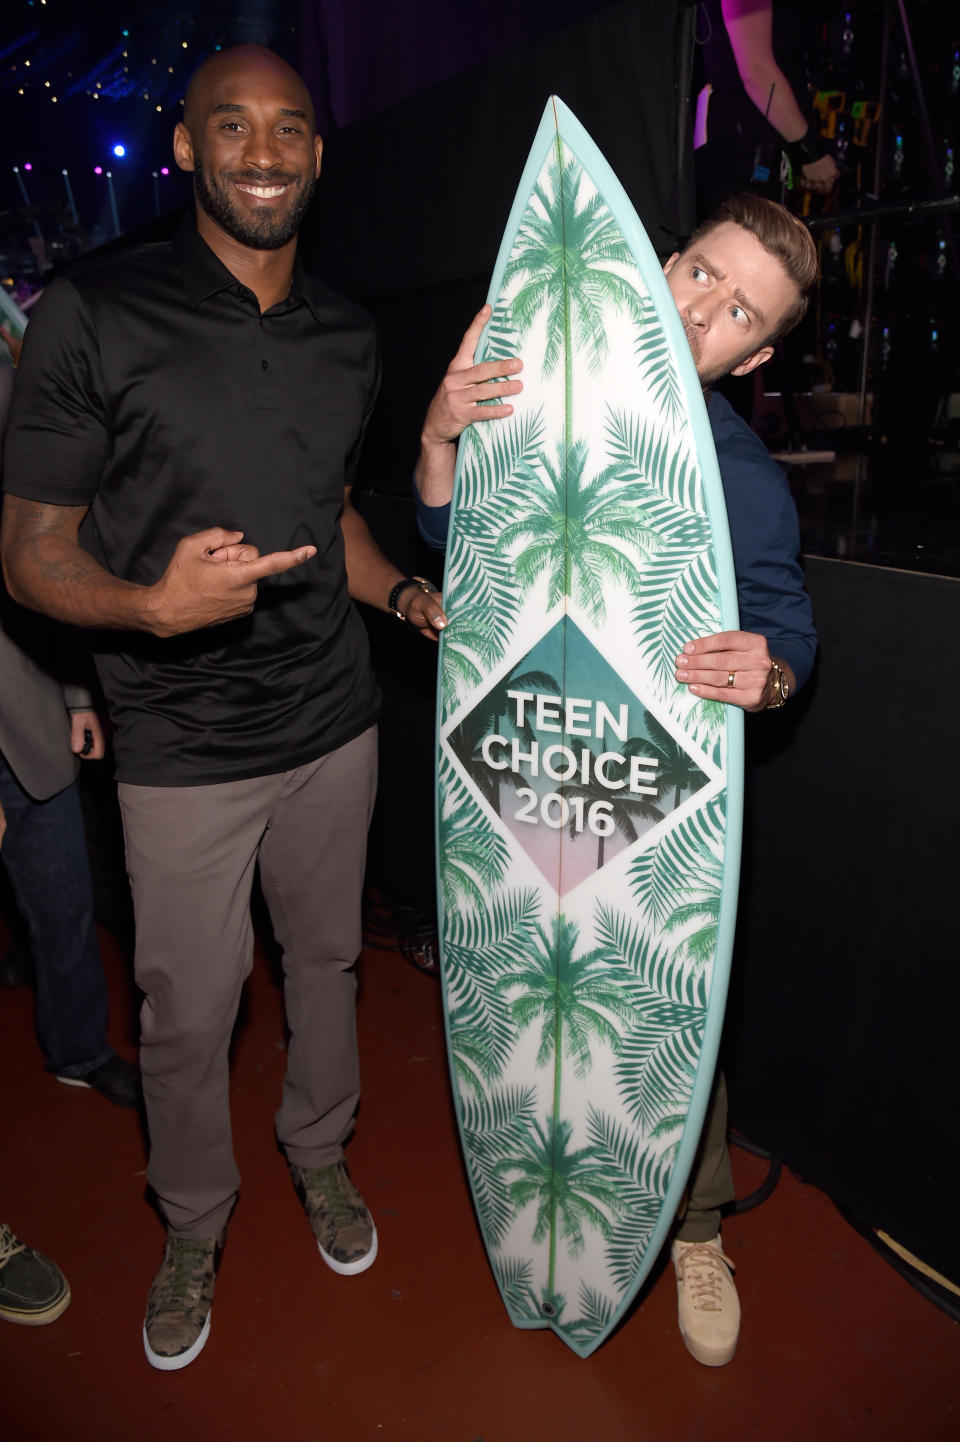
[783,130,824,171]
[388,575,437,621]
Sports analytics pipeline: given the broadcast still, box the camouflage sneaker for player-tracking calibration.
[142,1230,225,1371]
[290,1161,378,1276]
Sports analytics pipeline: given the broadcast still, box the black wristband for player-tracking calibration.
[783,130,824,171]
[388,575,437,620]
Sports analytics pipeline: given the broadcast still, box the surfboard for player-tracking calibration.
[435,97,743,1358]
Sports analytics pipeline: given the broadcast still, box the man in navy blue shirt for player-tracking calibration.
[414,193,817,1368]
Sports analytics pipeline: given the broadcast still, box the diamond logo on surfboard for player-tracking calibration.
[446,617,709,894]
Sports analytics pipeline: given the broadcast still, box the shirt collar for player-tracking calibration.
[172,212,327,321]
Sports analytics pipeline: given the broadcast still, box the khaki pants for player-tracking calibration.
[119,727,377,1238]
[676,1071,735,1242]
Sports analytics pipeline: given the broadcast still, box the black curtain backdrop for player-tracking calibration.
[297,0,620,131]
[299,0,695,513]
[301,0,694,302]
[302,0,696,916]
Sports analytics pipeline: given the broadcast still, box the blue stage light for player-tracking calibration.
[113,144,126,158]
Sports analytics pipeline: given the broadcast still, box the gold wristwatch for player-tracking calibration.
[766,660,790,709]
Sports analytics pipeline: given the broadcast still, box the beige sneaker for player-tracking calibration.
[290,1161,378,1276]
[143,1230,225,1371]
[672,1232,741,1366]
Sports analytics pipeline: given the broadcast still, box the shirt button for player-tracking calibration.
[261,359,268,370]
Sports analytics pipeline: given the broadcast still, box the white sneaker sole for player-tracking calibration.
[55,1074,94,1089]
[678,1324,738,1367]
[143,1310,211,1371]
[318,1223,378,1276]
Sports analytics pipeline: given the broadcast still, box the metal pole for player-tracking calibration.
[12,166,44,241]
[105,171,121,237]
[856,1,892,435]
[896,0,960,282]
[12,166,30,206]
[805,194,960,230]
[673,2,698,240]
[851,0,893,544]
[61,169,79,226]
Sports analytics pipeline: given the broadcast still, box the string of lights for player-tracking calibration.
[1,1,242,110]
[0,1,281,240]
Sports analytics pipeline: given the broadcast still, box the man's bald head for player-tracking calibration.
[182,45,316,139]
[173,44,323,254]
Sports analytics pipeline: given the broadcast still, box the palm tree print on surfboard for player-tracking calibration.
[436,97,744,1357]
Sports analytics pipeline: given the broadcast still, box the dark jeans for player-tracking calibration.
[0,752,112,1077]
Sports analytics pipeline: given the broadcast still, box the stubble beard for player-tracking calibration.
[193,159,316,250]
[681,314,759,389]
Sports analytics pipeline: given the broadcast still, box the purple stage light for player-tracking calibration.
[94,165,103,176]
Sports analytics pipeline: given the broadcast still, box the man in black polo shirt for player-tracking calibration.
[1,45,445,1372]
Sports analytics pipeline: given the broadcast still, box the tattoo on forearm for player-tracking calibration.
[1,494,137,626]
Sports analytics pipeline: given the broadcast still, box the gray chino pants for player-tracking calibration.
[118,727,378,1239]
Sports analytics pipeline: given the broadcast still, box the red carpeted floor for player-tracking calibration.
[2,918,957,1442]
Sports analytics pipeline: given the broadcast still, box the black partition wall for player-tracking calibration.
[728,557,960,1292]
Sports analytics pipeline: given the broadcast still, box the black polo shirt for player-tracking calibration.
[2,218,381,786]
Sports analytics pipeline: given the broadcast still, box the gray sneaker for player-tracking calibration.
[0,1224,71,1326]
[290,1161,378,1276]
[143,1230,225,1371]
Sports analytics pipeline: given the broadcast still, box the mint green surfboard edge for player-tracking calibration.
[433,96,744,1358]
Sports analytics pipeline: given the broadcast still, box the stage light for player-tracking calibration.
[94,166,103,175]
[113,144,126,158]
[23,162,33,171]
[160,167,170,176]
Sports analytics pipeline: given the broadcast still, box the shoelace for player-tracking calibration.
[303,1167,358,1228]
[676,1242,735,1312]
[0,1224,25,1265]
[155,1239,214,1306]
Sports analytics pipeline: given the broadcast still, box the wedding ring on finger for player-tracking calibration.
[726,671,736,687]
